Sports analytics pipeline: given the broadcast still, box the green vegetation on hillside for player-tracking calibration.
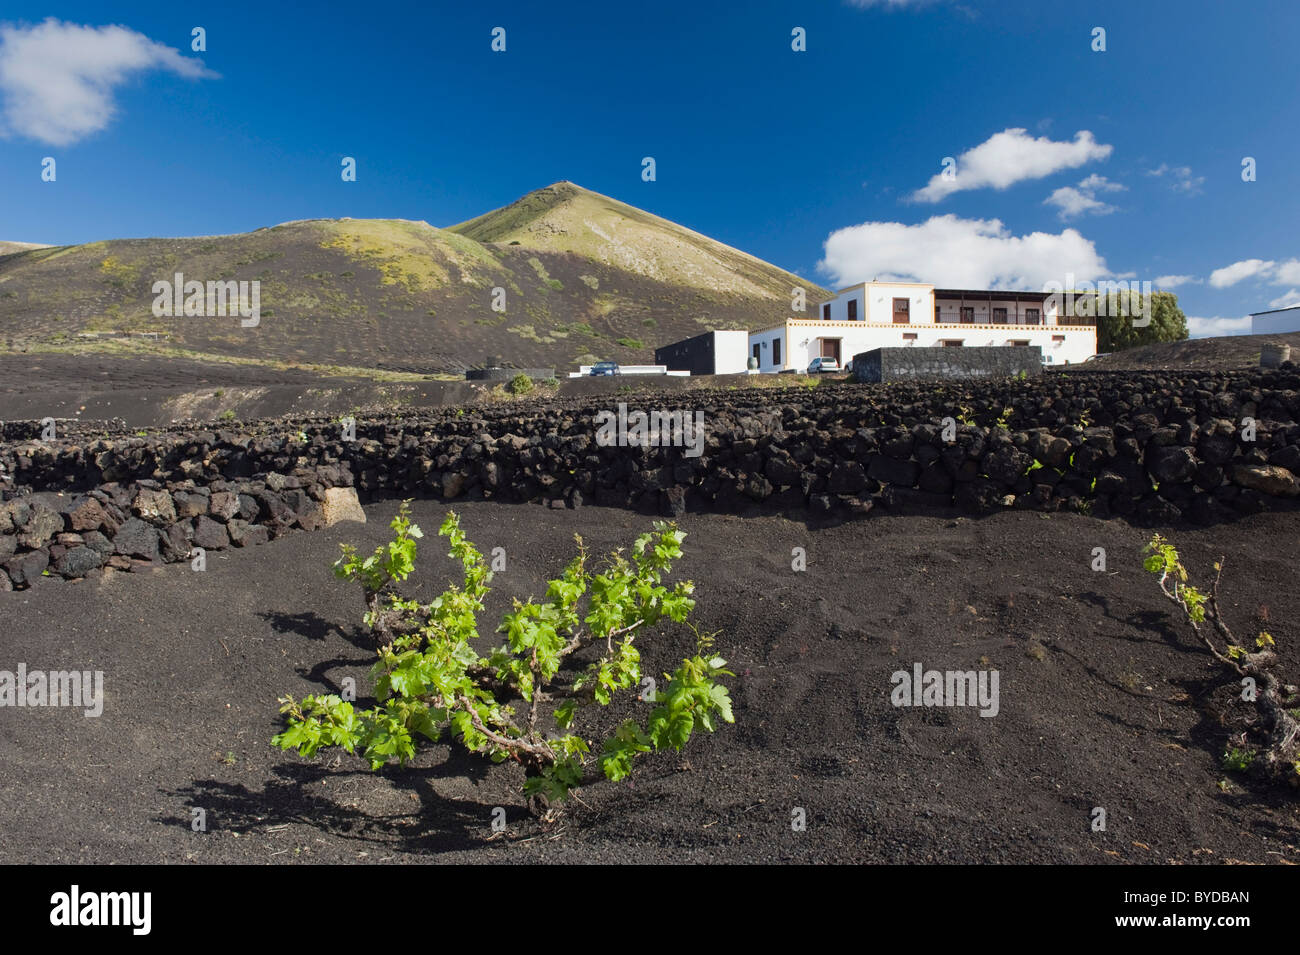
[319,220,456,292]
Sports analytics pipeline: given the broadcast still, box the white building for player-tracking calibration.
[748,281,1097,372]
[654,330,750,375]
[1250,304,1300,335]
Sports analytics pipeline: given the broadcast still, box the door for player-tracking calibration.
[893,297,910,323]
[820,338,841,362]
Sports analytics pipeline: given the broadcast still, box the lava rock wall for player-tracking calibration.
[1,367,1298,588]
[852,346,1045,383]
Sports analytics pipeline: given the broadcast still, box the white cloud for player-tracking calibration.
[1146,163,1205,195]
[0,18,216,146]
[1042,188,1109,220]
[1268,289,1300,309]
[1077,173,1123,193]
[1186,316,1253,338]
[1152,274,1199,288]
[913,128,1113,202]
[1206,257,1300,292]
[1043,174,1125,220]
[1273,259,1300,285]
[818,214,1111,289]
[1209,258,1277,288]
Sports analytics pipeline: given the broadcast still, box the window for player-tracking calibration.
[823,303,831,320]
[847,299,858,321]
[892,297,910,323]
[992,307,1008,323]
[772,338,781,365]
[902,332,918,341]
[1051,334,1065,343]
[960,306,975,324]
[1009,340,1030,347]
[1026,308,1040,325]
[941,339,963,347]
[753,343,762,364]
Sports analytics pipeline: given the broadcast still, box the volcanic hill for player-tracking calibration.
[0,182,827,374]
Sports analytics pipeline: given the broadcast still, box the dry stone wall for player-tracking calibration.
[1,367,1298,589]
[851,346,1045,382]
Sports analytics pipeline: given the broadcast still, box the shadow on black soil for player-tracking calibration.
[1,500,1297,863]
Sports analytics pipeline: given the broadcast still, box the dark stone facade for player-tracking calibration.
[852,346,1044,383]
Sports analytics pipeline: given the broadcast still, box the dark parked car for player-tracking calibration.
[590,361,621,376]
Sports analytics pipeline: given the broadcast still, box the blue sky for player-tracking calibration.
[1,0,1297,336]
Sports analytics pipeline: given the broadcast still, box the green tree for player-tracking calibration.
[1069,289,1189,351]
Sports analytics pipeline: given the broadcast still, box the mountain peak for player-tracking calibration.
[448,181,596,242]
[447,183,822,302]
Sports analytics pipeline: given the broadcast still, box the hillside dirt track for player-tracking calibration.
[1,498,1297,864]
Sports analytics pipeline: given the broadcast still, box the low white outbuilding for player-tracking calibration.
[654,330,750,375]
[1250,304,1300,335]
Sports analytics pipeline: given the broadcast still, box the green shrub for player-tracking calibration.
[273,505,734,814]
[508,373,534,395]
[1143,534,1299,786]
[1223,747,1255,772]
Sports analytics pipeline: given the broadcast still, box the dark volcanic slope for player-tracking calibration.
[1088,331,1300,370]
[0,352,796,428]
[0,183,828,374]
[0,352,492,427]
[1,499,1296,864]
